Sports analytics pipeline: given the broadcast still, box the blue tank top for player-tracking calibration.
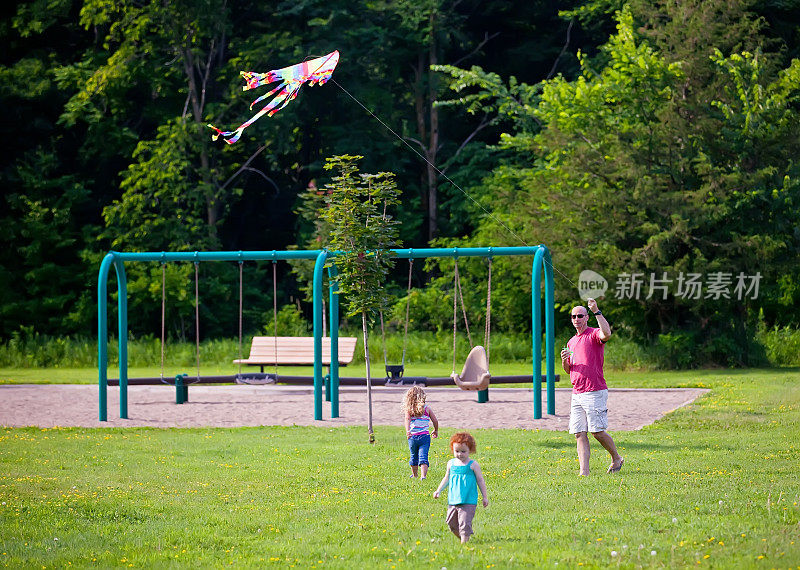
[447,459,478,505]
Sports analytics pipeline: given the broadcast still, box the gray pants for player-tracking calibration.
[446,503,476,538]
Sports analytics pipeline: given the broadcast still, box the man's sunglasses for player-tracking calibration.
[571,314,587,319]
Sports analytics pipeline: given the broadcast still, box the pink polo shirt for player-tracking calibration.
[566,327,607,394]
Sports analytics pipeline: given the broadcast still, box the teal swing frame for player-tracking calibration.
[97,245,555,422]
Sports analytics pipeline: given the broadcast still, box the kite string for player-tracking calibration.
[330,77,578,290]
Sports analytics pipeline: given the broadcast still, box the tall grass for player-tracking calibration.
[1,369,798,568]
[0,333,243,369]
[0,331,540,368]
[0,331,99,368]
[0,331,586,369]
[756,326,800,366]
[3,327,800,369]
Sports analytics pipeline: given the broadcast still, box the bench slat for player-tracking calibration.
[233,336,358,366]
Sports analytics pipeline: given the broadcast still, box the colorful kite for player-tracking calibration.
[208,50,340,144]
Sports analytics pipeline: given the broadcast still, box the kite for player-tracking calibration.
[208,50,340,144]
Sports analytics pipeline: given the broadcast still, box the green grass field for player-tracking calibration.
[1,368,799,568]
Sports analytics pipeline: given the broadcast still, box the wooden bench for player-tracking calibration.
[233,336,358,371]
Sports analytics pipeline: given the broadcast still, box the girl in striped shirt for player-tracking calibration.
[402,386,439,479]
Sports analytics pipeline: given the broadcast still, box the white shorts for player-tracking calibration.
[569,389,609,434]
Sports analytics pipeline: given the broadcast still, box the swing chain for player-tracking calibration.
[379,309,388,369]
[401,258,413,366]
[381,257,413,376]
[452,260,459,374]
[485,258,492,366]
[452,257,492,374]
[454,260,473,347]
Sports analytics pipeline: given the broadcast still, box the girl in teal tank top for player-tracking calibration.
[447,459,479,504]
[433,432,489,543]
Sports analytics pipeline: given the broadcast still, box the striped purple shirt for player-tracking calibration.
[408,405,431,436]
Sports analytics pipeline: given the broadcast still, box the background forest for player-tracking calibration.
[1,0,799,368]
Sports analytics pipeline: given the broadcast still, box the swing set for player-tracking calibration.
[377,256,539,395]
[98,246,556,422]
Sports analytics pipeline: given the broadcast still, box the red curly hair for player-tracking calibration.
[449,431,476,453]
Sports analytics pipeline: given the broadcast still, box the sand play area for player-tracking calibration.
[0,384,708,431]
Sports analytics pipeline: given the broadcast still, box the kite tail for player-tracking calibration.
[249,83,289,111]
[259,83,303,117]
[207,86,288,144]
[207,124,245,145]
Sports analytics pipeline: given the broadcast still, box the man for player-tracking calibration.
[560,298,624,476]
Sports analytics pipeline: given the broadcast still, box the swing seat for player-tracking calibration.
[451,345,491,391]
[385,364,405,382]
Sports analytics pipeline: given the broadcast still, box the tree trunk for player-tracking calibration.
[182,41,220,242]
[414,53,430,240]
[426,10,439,242]
[413,47,440,243]
[362,310,375,443]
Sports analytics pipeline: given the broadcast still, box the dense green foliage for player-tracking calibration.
[1,0,580,339]
[2,369,799,567]
[1,1,799,367]
[433,1,800,365]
